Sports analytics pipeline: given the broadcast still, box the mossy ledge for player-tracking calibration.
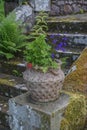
[0,78,16,87]
[0,60,25,76]
[63,47,87,97]
[60,92,87,130]
[62,47,87,129]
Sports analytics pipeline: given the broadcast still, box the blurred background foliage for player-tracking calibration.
[0,0,5,22]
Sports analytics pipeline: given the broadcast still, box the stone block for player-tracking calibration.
[9,4,35,34]
[34,0,51,11]
[9,92,69,130]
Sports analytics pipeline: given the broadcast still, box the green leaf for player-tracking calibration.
[5,53,14,59]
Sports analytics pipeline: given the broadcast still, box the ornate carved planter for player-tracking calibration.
[23,68,65,102]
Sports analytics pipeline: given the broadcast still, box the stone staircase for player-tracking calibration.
[47,13,87,74]
[0,12,87,129]
[0,62,27,129]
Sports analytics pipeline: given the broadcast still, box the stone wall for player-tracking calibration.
[4,1,18,16]
[50,0,87,15]
[4,0,87,16]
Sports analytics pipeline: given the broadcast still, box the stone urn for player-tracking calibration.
[23,67,65,102]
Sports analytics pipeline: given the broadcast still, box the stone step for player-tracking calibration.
[0,50,80,76]
[0,73,27,98]
[0,95,9,127]
[0,60,26,77]
[47,13,87,33]
[47,33,87,47]
[55,47,82,75]
[0,46,82,76]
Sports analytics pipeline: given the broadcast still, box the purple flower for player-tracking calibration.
[50,35,54,39]
[55,46,65,51]
[58,42,63,46]
[61,48,65,52]
[52,39,57,44]
[62,37,67,41]
[57,34,60,37]
[55,42,66,51]
[51,53,55,59]
[63,42,67,46]
[55,47,59,50]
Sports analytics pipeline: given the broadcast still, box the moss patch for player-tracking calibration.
[63,47,87,97]
[0,78,16,87]
[60,92,87,130]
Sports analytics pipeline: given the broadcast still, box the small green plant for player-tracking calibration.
[24,11,58,72]
[29,11,48,40]
[0,13,27,60]
[12,69,22,77]
[24,34,58,72]
[80,9,84,14]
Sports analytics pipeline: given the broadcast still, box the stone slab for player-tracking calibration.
[50,0,87,16]
[47,13,87,33]
[9,92,69,130]
[48,33,87,46]
[0,73,27,97]
[0,60,26,76]
[34,0,51,11]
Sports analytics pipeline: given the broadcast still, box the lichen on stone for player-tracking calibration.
[60,92,87,130]
[0,78,16,87]
[63,47,87,97]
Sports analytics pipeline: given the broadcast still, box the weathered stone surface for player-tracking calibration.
[23,68,65,102]
[48,33,87,46]
[13,5,35,33]
[51,4,60,15]
[64,4,73,14]
[4,0,87,16]
[4,1,18,16]
[0,96,9,127]
[51,0,87,16]
[63,47,87,129]
[60,93,86,130]
[34,0,51,11]
[47,13,87,33]
[9,92,69,130]
[0,60,25,76]
[72,4,81,13]
[0,73,27,97]
[63,47,87,98]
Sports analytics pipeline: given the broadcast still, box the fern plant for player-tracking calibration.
[24,34,58,72]
[0,13,27,60]
[29,11,48,40]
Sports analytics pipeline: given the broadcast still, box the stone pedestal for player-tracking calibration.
[9,92,69,130]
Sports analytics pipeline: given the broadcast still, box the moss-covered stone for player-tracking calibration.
[48,13,87,23]
[63,47,87,97]
[60,92,87,130]
[47,13,87,33]
[62,48,87,129]
[0,78,16,87]
[0,74,27,97]
[0,60,25,77]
